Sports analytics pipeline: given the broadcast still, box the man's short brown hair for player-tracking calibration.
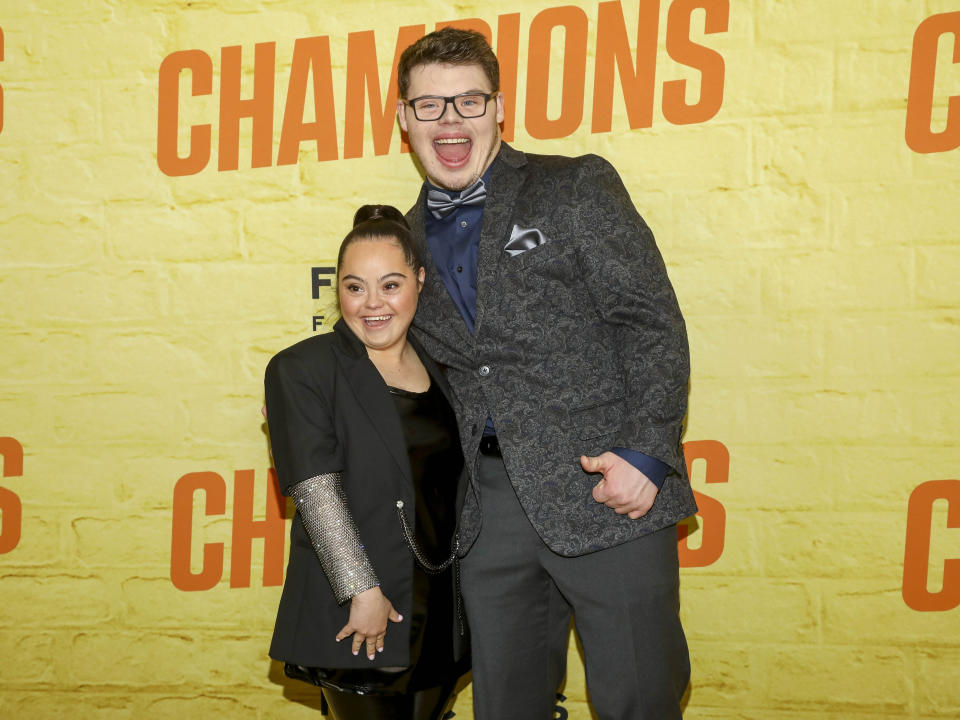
[397,27,500,99]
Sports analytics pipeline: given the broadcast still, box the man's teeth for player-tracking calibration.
[435,138,469,144]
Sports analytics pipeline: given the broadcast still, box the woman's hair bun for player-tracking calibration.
[353,204,408,229]
[339,203,423,277]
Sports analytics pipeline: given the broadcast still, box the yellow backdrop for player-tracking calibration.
[2,1,959,718]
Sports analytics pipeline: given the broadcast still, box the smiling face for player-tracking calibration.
[338,238,425,354]
[397,62,504,191]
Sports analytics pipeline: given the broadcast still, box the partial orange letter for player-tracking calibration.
[0,437,24,554]
[662,0,728,125]
[219,43,276,171]
[229,469,287,588]
[592,0,660,133]
[677,439,729,568]
[278,36,339,165]
[526,6,588,140]
[903,479,960,611]
[905,12,960,153]
[1,26,5,135]
[170,471,226,591]
[157,50,213,176]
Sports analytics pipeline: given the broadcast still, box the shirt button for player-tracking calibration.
[478,365,490,377]
[460,220,468,228]
[457,265,463,273]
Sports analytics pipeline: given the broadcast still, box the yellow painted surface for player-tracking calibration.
[1,1,958,718]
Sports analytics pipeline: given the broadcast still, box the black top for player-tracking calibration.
[390,382,463,566]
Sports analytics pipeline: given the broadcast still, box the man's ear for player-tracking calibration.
[397,100,409,132]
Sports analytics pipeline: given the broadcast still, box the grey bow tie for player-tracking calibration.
[426,180,487,219]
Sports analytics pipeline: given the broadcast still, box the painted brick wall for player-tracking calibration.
[1,1,958,718]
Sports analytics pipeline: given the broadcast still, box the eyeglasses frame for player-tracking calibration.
[403,91,498,122]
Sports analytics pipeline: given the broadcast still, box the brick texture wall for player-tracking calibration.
[1,1,958,718]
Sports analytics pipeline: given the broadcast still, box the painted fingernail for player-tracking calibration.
[352,650,358,655]
[397,615,403,621]
[377,647,383,652]
[368,653,375,660]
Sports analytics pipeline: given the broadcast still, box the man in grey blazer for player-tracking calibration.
[396,28,697,719]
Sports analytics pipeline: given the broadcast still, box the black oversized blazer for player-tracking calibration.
[264,318,469,668]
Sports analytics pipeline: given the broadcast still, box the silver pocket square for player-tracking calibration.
[505,225,549,257]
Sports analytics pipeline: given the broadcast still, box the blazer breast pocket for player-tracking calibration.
[509,240,567,270]
[570,399,624,440]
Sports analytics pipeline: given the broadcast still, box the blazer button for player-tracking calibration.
[478,365,491,377]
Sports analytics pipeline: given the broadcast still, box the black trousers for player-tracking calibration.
[460,454,690,720]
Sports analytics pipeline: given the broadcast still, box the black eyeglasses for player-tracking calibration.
[404,92,497,121]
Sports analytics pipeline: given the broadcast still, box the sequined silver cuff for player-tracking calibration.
[289,472,380,604]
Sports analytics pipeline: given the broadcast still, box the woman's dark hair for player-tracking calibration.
[397,28,500,100]
[336,205,424,277]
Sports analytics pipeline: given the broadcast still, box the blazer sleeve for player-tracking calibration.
[264,348,344,495]
[574,154,690,477]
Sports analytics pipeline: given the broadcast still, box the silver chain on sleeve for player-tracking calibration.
[289,472,380,605]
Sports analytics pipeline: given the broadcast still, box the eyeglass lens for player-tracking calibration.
[412,94,489,120]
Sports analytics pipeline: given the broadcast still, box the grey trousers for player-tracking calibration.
[460,454,690,720]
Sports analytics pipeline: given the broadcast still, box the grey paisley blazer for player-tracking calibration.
[409,143,697,557]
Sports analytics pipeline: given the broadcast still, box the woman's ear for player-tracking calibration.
[417,266,426,292]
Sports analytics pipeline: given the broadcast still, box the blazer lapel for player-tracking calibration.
[409,331,457,410]
[409,332,471,516]
[332,321,412,488]
[474,144,527,337]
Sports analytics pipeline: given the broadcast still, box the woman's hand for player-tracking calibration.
[336,586,403,660]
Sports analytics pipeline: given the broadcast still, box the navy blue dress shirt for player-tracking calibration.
[423,173,489,335]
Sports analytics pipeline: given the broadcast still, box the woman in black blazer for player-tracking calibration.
[264,206,469,719]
